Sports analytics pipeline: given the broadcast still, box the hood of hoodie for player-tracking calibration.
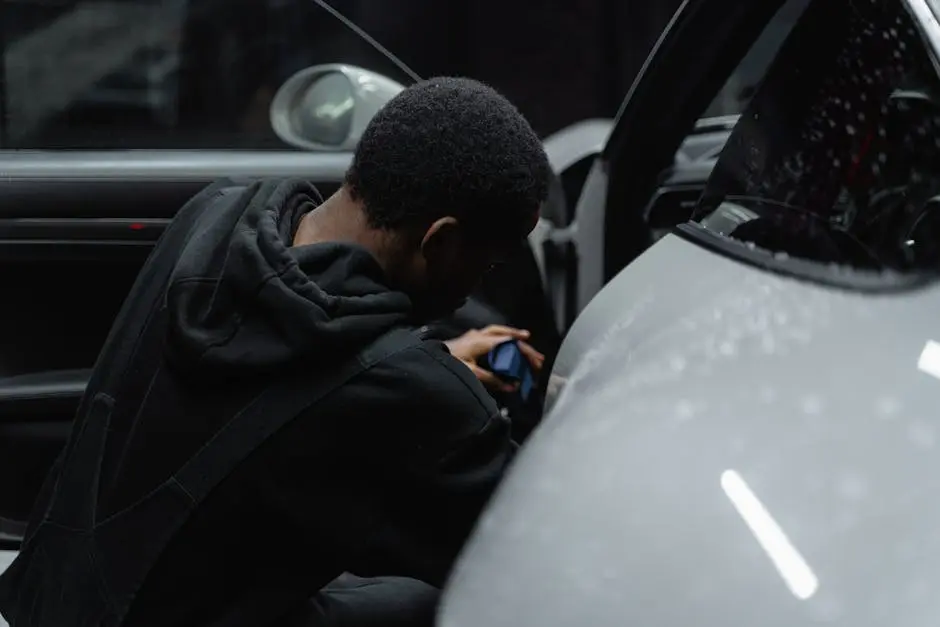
[165,178,413,375]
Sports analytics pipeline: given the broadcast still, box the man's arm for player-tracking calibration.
[341,341,517,588]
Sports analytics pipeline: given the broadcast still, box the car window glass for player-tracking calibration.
[702,0,812,119]
[653,0,812,246]
[0,0,412,149]
[695,0,940,273]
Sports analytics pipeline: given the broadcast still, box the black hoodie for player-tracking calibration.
[164,178,415,373]
[8,179,515,627]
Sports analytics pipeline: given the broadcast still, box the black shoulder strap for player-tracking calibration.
[172,328,420,504]
[86,327,420,626]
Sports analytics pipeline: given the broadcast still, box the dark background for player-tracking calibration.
[0,0,684,148]
[182,0,684,138]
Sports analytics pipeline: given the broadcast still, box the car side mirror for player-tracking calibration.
[269,64,405,151]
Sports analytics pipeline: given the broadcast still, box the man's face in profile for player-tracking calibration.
[408,237,501,322]
[406,212,538,322]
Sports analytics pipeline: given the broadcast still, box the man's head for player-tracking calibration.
[344,77,552,320]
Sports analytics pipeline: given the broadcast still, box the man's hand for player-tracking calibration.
[444,325,545,393]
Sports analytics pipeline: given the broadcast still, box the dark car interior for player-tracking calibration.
[694,0,940,275]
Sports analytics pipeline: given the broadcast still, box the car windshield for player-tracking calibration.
[694,0,940,273]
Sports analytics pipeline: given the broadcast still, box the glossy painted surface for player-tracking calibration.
[440,234,940,626]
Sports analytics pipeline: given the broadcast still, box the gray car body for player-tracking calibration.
[439,234,940,626]
[437,0,940,624]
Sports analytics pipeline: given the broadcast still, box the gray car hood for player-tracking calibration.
[440,234,940,627]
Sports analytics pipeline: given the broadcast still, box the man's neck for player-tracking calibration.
[292,187,399,275]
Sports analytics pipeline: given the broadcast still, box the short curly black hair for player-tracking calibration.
[345,77,551,241]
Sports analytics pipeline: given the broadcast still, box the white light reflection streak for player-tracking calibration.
[720,469,819,600]
[917,339,940,381]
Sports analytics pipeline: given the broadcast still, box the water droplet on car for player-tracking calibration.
[760,335,777,354]
[801,395,823,415]
[758,385,777,403]
[907,421,936,448]
[875,396,901,417]
[675,400,696,421]
[836,473,868,501]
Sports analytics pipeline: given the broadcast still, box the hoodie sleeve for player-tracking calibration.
[340,341,517,587]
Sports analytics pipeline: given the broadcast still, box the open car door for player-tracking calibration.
[540,0,806,332]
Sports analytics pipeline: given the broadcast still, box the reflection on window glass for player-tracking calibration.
[696,0,940,274]
[0,0,401,149]
[3,0,193,148]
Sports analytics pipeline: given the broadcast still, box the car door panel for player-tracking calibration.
[0,150,354,526]
[0,369,89,416]
[0,368,79,537]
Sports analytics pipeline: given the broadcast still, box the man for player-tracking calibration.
[0,77,551,627]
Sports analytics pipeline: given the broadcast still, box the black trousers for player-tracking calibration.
[280,574,439,627]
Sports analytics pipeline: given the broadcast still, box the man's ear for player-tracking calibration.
[420,216,461,259]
